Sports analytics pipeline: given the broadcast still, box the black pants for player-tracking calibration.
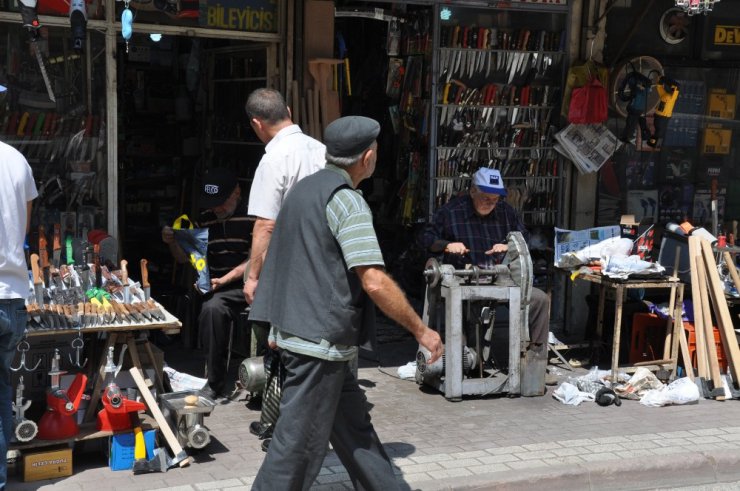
[198,285,247,392]
[252,350,401,491]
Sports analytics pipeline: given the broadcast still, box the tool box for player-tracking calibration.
[109,429,157,471]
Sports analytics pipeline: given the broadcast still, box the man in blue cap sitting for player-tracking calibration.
[422,166,550,351]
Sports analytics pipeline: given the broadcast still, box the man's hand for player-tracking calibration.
[161,226,175,245]
[211,276,229,291]
[418,327,444,364]
[243,277,258,304]
[444,242,469,255]
[485,243,508,255]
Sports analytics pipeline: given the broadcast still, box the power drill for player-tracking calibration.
[618,70,652,144]
[69,0,88,52]
[648,76,680,148]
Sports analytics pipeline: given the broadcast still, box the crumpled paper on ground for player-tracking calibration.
[553,382,596,406]
[640,377,700,407]
[613,367,664,400]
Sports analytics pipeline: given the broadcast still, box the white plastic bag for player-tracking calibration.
[639,377,700,407]
[553,382,596,406]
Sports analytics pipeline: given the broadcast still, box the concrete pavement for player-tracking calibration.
[9,337,740,491]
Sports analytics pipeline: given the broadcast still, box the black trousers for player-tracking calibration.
[252,350,401,491]
[198,285,247,391]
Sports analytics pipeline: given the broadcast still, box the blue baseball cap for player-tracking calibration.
[473,167,506,196]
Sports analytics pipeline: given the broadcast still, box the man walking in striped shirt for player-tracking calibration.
[249,116,443,490]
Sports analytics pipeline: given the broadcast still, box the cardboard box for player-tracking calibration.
[109,430,157,471]
[620,215,640,240]
[23,447,73,482]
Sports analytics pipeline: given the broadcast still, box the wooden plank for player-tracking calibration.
[697,256,725,400]
[688,236,709,379]
[129,367,192,467]
[700,239,740,386]
[723,251,740,294]
[663,248,681,359]
[679,326,695,381]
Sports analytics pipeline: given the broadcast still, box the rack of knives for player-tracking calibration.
[434,147,560,227]
[25,248,177,333]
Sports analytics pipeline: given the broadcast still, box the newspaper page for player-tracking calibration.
[554,225,620,267]
[554,124,622,174]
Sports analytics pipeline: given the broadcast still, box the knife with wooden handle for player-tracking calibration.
[30,253,44,305]
[140,259,150,300]
[52,223,62,268]
[121,259,131,303]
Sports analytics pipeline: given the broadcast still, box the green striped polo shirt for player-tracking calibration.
[273,164,384,361]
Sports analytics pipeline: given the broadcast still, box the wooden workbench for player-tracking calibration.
[24,301,181,425]
[576,273,685,383]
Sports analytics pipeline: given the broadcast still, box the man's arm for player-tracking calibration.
[355,265,443,363]
[161,226,189,264]
[243,218,275,303]
[26,201,32,234]
[212,259,249,291]
[421,207,467,254]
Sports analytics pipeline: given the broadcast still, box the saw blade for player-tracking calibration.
[32,42,55,103]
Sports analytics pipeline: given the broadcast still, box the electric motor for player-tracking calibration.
[186,424,211,449]
[415,345,477,385]
[238,357,267,393]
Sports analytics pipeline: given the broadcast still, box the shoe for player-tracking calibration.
[249,421,263,436]
[261,438,271,452]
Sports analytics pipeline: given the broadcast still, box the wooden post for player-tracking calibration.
[696,258,724,400]
[700,239,740,387]
[688,236,709,379]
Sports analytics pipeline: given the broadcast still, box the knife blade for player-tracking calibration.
[131,302,153,322]
[124,303,145,324]
[145,299,166,321]
[140,259,150,300]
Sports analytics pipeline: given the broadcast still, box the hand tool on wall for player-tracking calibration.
[19,0,55,102]
[69,0,87,52]
[129,367,191,468]
[648,76,680,148]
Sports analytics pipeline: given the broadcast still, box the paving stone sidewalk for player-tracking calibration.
[10,339,740,491]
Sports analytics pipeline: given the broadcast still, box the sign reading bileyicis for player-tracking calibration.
[199,0,278,33]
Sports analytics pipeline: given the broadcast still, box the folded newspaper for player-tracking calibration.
[554,123,622,174]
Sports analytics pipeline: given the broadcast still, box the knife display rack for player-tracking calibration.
[429,3,569,224]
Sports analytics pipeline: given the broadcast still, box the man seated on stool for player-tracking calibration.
[161,168,252,399]
[421,167,550,359]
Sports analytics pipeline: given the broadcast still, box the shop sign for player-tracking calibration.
[199,0,277,33]
[709,20,740,50]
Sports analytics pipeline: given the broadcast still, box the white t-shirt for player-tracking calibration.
[247,125,325,220]
[0,142,38,299]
